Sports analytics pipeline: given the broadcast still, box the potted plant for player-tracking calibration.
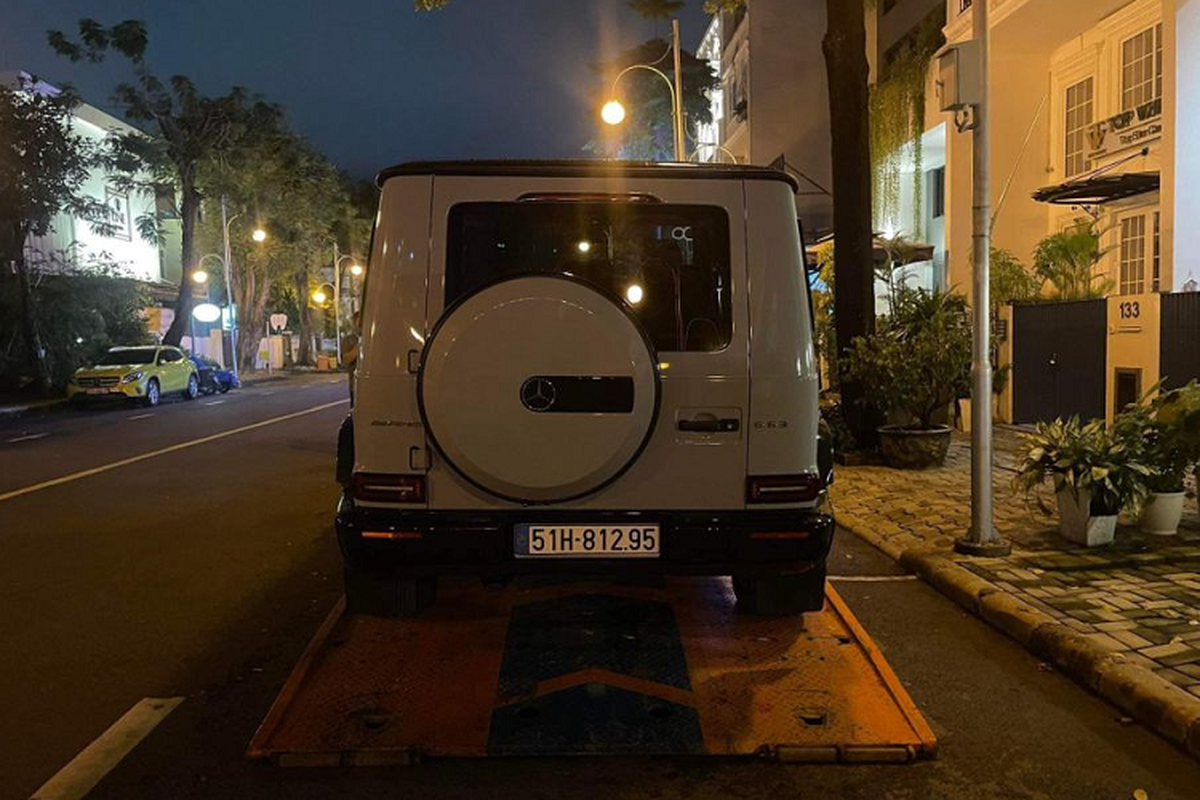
[845,288,971,469]
[1014,417,1152,547]
[1114,388,1193,536]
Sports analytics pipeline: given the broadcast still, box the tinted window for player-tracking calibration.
[158,349,182,364]
[446,202,732,352]
[96,348,157,365]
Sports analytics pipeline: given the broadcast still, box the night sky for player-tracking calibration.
[1,0,712,178]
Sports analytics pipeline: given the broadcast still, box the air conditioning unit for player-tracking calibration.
[937,41,981,112]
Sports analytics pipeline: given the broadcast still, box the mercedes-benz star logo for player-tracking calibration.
[520,377,557,412]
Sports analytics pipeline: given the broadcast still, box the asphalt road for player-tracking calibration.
[1,374,1198,799]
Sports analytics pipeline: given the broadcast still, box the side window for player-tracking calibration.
[158,349,182,364]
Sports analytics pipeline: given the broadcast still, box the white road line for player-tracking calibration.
[30,697,183,800]
[203,399,226,406]
[0,399,348,504]
[5,432,49,444]
[126,413,154,421]
[828,575,919,583]
[259,391,275,396]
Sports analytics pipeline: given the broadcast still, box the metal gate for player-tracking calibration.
[1161,292,1200,390]
[1012,300,1107,423]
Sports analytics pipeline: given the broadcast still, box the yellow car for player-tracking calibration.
[68,345,199,407]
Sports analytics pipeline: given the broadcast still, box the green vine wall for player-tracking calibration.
[870,13,944,240]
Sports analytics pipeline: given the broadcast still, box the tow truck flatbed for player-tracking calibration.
[248,577,936,765]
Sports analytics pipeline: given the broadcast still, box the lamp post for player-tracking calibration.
[330,242,364,366]
[600,19,686,161]
[214,198,268,380]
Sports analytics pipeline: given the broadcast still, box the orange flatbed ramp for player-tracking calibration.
[248,578,937,765]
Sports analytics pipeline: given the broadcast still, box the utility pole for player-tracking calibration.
[671,18,686,162]
[333,242,343,366]
[956,0,1011,557]
[219,197,239,383]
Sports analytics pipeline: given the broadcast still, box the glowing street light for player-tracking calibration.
[599,19,686,161]
[349,263,364,277]
[312,288,328,305]
[191,269,209,284]
[600,100,626,126]
[577,240,592,254]
[252,228,268,243]
[625,284,644,305]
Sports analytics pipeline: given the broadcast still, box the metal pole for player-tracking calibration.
[671,18,686,162]
[219,197,239,382]
[333,243,343,366]
[957,0,1010,557]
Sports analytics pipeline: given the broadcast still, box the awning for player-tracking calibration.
[1032,171,1159,206]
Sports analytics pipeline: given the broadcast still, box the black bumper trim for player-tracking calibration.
[336,497,835,578]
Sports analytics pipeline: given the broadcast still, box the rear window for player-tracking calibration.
[446,202,732,352]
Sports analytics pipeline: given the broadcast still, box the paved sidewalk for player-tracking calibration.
[832,429,1200,755]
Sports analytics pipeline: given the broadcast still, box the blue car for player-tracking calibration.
[189,355,239,395]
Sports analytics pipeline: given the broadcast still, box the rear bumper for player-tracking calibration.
[335,496,835,578]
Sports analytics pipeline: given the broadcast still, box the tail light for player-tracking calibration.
[351,473,426,503]
[746,473,822,504]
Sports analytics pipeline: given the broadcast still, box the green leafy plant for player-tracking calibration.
[1154,380,1200,477]
[990,247,1042,307]
[1033,221,1114,300]
[844,287,971,431]
[1013,417,1152,517]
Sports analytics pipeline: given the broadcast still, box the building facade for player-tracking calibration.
[865,0,1200,422]
[8,73,171,285]
[695,1,834,234]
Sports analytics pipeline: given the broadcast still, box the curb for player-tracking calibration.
[844,520,1200,760]
[0,398,68,421]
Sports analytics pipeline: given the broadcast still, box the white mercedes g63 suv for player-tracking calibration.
[336,161,834,616]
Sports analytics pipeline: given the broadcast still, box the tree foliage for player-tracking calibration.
[0,77,119,390]
[845,288,972,431]
[48,19,282,347]
[0,257,153,390]
[627,0,686,20]
[1033,221,1113,300]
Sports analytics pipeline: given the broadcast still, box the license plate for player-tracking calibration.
[514,524,660,559]
[85,388,109,395]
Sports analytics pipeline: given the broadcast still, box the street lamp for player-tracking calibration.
[312,288,329,306]
[191,269,209,284]
[251,227,268,243]
[600,18,686,161]
[329,244,365,366]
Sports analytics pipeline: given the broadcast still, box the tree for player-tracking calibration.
[199,129,352,371]
[628,0,686,21]
[590,38,717,160]
[0,77,113,391]
[1033,221,1114,300]
[48,19,281,347]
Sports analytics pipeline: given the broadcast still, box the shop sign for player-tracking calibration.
[1087,98,1162,160]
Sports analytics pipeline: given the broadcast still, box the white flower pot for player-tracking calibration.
[1056,487,1116,547]
[1140,491,1186,536]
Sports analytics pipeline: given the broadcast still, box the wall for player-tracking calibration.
[1174,0,1200,289]
[746,0,833,232]
[1105,292,1161,420]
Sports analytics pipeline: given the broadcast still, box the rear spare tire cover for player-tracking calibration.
[419,275,660,503]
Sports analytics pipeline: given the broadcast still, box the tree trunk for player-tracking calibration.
[2,220,49,393]
[162,180,201,347]
[823,0,876,446]
[293,269,314,366]
[14,258,49,393]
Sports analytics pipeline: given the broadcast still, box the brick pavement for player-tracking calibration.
[832,428,1200,699]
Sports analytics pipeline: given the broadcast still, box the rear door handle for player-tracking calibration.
[677,418,740,433]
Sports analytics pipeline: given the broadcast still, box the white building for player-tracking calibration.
[8,73,168,285]
[695,1,834,234]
